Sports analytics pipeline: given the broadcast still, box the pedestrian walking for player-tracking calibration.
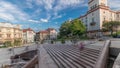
[79,42,85,50]
[8,47,12,54]
[25,46,29,51]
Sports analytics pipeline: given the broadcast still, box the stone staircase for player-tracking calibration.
[43,44,102,68]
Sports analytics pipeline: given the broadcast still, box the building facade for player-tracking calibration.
[80,0,120,37]
[23,28,35,44]
[0,22,22,44]
[37,30,49,41]
[36,28,57,42]
[47,28,58,40]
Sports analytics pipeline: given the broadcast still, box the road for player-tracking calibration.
[0,43,37,67]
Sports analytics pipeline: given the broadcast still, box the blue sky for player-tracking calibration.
[0,0,120,32]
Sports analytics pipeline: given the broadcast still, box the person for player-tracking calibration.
[8,47,12,54]
[79,42,85,50]
[25,46,29,51]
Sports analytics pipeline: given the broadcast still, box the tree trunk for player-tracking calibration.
[111,30,113,36]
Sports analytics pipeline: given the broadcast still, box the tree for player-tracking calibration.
[59,21,72,39]
[102,21,120,36]
[4,41,12,47]
[14,39,22,46]
[59,19,86,39]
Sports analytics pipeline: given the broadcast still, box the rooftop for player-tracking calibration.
[23,28,35,32]
[0,22,21,29]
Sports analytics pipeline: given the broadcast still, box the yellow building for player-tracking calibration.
[0,22,23,44]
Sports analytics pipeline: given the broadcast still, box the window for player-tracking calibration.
[95,4,97,7]
[103,11,105,14]
[104,17,106,21]
[7,29,10,32]
[117,15,119,17]
[92,13,94,16]
[92,18,94,22]
[91,7,92,10]
[0,34,2,38]
[7,34,11,38]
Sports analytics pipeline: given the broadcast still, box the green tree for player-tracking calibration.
[59,19,86,39]
[4,41,12,47]
[59,21,72,39]
[102,21,120,36]
[14,39,22,46]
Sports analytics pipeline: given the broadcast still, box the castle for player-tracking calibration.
[79,0,120,37]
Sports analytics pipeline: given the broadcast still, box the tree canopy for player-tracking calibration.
[102,21,120,35]
[59,19,86,39]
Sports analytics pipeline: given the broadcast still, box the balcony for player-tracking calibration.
[90,22,96,26]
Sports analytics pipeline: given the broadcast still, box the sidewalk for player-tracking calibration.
[38,45,58,68]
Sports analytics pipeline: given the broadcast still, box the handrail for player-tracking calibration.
[94,40,111,68]
[22,55,38,68]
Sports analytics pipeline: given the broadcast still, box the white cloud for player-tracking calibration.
[40,18,48,23]
[26,0,34,8]
[0,1,29,22]
[28,14,50,23]
[29,18,49,23]
[26,0,86,11]
[52,13,63,19]
[28,19,39,23]
[108,0,120,10]
[35,0,55,10]
[54,0,85,11]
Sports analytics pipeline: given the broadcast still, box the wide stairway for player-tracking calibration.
[43,44,103,68]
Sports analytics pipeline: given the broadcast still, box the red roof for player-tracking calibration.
[46,28,55,31]
[23,28,34,32]
[37,30,49,34]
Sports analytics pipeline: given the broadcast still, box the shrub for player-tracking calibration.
[4,41,12,47]
[14,39,22,46]
[61,39,65,44]
[51,40,54,44]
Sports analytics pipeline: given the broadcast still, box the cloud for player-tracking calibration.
[52,14,63,20]
[26,0,34,8]
[28,18,49,23]
[0,1,29,22]
[108,0,120,10]
[28,19,39,23]
[26,0,86,11]
[54,0,86,11]
[25,0,86,21]
[35,0,55,11]
[40,18,48,23]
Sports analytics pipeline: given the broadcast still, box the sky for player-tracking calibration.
[0,0,120,32]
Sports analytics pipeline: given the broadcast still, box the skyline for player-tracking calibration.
[0,0,120,32]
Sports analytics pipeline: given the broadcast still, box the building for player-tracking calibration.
[46,28,57,40]
[36,28,57,42]
[36,30,49,41]
[23,28,35,44]
[79,0,120,37]
[0,22,22,44]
